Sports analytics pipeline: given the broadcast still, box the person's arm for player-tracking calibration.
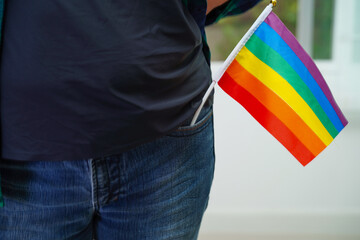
[0,0,4,47]
[0,0,4,43]
[206,0,229,14]
[206,0,261,25]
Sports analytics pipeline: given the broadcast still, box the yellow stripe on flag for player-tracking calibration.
[235,47,333,145]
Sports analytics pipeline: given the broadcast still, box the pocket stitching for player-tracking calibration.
[167,108,213,137]
[176,110,212,132]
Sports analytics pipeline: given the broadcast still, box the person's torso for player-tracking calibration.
[0,0,212,161]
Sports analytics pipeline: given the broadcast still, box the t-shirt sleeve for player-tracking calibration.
[0,0,4,44]
[205,0,261,26]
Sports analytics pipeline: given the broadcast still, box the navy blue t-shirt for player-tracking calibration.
[0,0,212,161]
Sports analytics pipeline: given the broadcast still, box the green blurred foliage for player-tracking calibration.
[206,0,298,60]
[313,0,334,59]
[206,0,334,61]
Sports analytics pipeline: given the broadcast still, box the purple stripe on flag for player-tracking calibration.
[264,12,348,126]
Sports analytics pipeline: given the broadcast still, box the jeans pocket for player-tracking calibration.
[167,105,213,137]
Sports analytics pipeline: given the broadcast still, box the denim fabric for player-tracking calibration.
[0,105,215,240]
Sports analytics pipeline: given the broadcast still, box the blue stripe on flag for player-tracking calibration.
[254,22,344,132]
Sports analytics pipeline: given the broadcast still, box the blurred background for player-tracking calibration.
[198,0,360,239]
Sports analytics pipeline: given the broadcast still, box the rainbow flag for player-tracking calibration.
[217,8,348,166]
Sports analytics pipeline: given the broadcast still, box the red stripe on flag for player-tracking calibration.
[226,59,327,156]
[219,72,315,166]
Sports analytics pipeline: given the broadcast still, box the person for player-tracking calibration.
[0,0,260,239]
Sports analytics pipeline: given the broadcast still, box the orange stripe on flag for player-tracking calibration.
[227,61,326,156]
[219,72,315,166]
[225,60,327,156]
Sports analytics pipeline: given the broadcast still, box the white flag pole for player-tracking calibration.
[190,2,275,126]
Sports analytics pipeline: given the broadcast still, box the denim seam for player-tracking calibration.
[102,160,111,206]
[89,159,98,211]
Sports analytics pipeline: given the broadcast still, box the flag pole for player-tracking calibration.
[190,1,275,126]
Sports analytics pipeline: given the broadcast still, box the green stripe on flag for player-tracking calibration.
[245,34,338,138]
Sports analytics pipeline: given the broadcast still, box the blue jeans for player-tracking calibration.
[0,106,215,240]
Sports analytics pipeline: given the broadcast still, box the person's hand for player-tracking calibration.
[206,0,229,14]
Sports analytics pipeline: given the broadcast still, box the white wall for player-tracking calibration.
[199,1,360,238]
[199,64,360,240]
